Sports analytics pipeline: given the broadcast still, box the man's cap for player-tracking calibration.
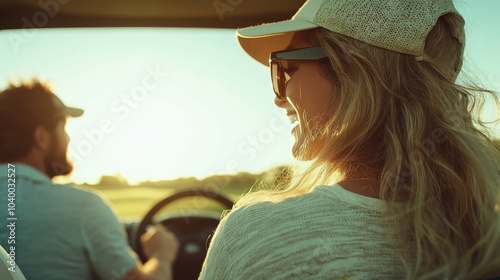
[50,94,84,118]
[237,0,465,66]
[0,82,84,128]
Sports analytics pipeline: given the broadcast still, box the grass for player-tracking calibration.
[76,167,286,221]
[93,185,250,221]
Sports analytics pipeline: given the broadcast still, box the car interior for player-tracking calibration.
[1,1,499,280]
[0,0,304,279]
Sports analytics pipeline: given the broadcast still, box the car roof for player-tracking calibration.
[0,0,305,29]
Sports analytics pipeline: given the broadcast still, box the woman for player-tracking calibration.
[200,0,500,279]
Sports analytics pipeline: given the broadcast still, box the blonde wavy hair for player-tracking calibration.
[235,14,500,279]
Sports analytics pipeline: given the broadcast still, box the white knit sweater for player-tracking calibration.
[199,185,414,279]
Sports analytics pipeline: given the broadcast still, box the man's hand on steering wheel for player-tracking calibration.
[141,224,180,264]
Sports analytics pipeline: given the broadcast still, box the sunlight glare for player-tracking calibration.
[114,103,195,184]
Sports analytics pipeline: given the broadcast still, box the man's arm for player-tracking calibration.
[123,225,179,280]
[79,192,178,280]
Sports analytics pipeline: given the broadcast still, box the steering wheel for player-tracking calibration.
[131,189,233,280]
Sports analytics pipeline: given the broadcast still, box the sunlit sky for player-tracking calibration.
[0,0,499,184]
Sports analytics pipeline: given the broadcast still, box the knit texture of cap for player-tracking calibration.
[313,0,465,56]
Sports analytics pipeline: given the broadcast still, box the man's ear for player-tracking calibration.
[33,126,51,152]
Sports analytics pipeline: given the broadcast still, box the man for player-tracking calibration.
[0,79,178,280]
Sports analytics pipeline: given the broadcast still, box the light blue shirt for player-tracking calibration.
[0,163,138,280]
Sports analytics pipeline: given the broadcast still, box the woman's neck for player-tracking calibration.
[337,177,380,199]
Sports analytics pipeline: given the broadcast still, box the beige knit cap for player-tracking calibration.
[237,0,465,67]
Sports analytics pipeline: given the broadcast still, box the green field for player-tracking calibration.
[77,167,286,221]
[94,186,250,221]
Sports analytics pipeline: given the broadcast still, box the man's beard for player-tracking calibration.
[43,134,73,178]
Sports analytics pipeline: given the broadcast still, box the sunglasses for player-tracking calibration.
[269,46,328,99]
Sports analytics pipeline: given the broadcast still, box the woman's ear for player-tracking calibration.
[33,126,51,152]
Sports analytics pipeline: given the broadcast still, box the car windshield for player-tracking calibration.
[1,0,499,220]
[0,27,298,219]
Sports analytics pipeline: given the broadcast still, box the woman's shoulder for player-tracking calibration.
[222,185,389,235]
[231,184,387,216]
